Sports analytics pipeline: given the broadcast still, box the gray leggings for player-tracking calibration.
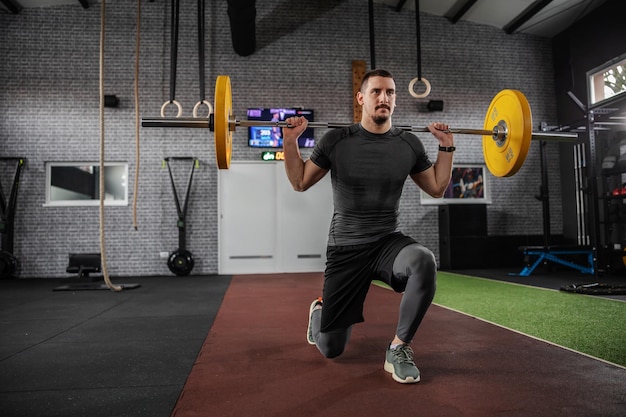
[310,243,437,358]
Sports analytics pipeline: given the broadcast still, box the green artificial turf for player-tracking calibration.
[433,272,626,367]
[374,272,626,366]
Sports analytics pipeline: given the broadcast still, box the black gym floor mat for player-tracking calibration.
[0,275,231,417]
[1,269,623,417]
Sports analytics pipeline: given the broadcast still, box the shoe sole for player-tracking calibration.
[384,359,421,384]
[307,298,322,345]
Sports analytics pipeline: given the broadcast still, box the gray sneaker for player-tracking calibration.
[307,297,323,345]
[384,344,421,383]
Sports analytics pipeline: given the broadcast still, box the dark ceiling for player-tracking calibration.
[0,0,610,38]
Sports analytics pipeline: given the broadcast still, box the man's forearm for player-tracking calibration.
[283,141,306,191]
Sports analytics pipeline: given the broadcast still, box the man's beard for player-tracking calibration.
[371,105,391,125]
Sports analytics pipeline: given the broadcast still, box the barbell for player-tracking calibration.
[142,75,579,177]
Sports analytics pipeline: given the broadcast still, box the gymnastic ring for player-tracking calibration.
[161,100,183,118]
[192,100,213,118]
[408,77,431,99]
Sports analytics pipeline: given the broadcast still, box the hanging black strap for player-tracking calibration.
[197,0,206,102]
[169,0,180,103]
[415,0,422,80]
[165,157,197,227]
[368,0,376,69]
[0,158,26,254]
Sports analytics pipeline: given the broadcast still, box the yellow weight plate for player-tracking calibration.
[214,75,233,169]
[482,89,532,177]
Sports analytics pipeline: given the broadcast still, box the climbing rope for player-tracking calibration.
[99,0,123,292]
[132,0,142,231]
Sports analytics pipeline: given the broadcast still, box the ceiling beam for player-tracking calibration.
[445,0,478,24]
[0,0,22,14]
[395,0,408,12]
[503,0,553,34]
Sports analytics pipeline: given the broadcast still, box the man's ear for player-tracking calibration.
[356,91,364,105]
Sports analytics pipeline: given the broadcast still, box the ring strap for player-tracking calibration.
[197,0,206,102]
[169,0,180,103]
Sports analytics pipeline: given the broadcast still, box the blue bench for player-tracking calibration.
[513,246,595,276]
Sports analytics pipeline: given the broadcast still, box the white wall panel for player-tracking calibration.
[276,164,332,272]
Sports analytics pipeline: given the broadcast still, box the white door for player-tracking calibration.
[219,162,278,274]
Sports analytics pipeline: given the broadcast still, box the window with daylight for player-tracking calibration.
[588,54,626,106]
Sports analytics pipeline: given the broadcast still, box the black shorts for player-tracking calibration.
[320,232,416,332]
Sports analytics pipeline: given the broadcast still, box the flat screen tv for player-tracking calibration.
[247,108,315,148]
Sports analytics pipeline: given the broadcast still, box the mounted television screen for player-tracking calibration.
[247,108,315,148]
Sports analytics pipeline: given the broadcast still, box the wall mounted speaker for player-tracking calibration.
[427,100,444,111]
[104,95,119,108]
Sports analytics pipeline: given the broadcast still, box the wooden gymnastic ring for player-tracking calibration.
[408,77,431,99]
[161,100,183,118]
[192,100,213,118]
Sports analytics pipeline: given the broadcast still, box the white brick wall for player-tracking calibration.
[0,0,562,278]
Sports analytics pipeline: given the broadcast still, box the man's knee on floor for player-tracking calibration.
[317,330,350,359]
[318,342,346,359]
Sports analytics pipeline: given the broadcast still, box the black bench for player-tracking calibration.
[55,252,140,291]
[66,253,101,279]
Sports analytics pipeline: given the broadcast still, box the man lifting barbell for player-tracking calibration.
[282,69,454,384]
[140,69,579,382]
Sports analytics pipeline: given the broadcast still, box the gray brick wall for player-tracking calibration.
[0,0,562,278]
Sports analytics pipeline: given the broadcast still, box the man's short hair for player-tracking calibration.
[360,69,395,92]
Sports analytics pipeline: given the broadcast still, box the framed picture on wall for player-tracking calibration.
[420,164,491,205]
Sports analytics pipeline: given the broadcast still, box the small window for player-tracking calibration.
[588,54,626,106]
[45,162,128,206]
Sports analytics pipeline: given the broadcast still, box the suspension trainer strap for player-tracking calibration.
[165,157,197,223]
[181,160,197,222]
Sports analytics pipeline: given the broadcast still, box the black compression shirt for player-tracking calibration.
[310,124,432,246]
